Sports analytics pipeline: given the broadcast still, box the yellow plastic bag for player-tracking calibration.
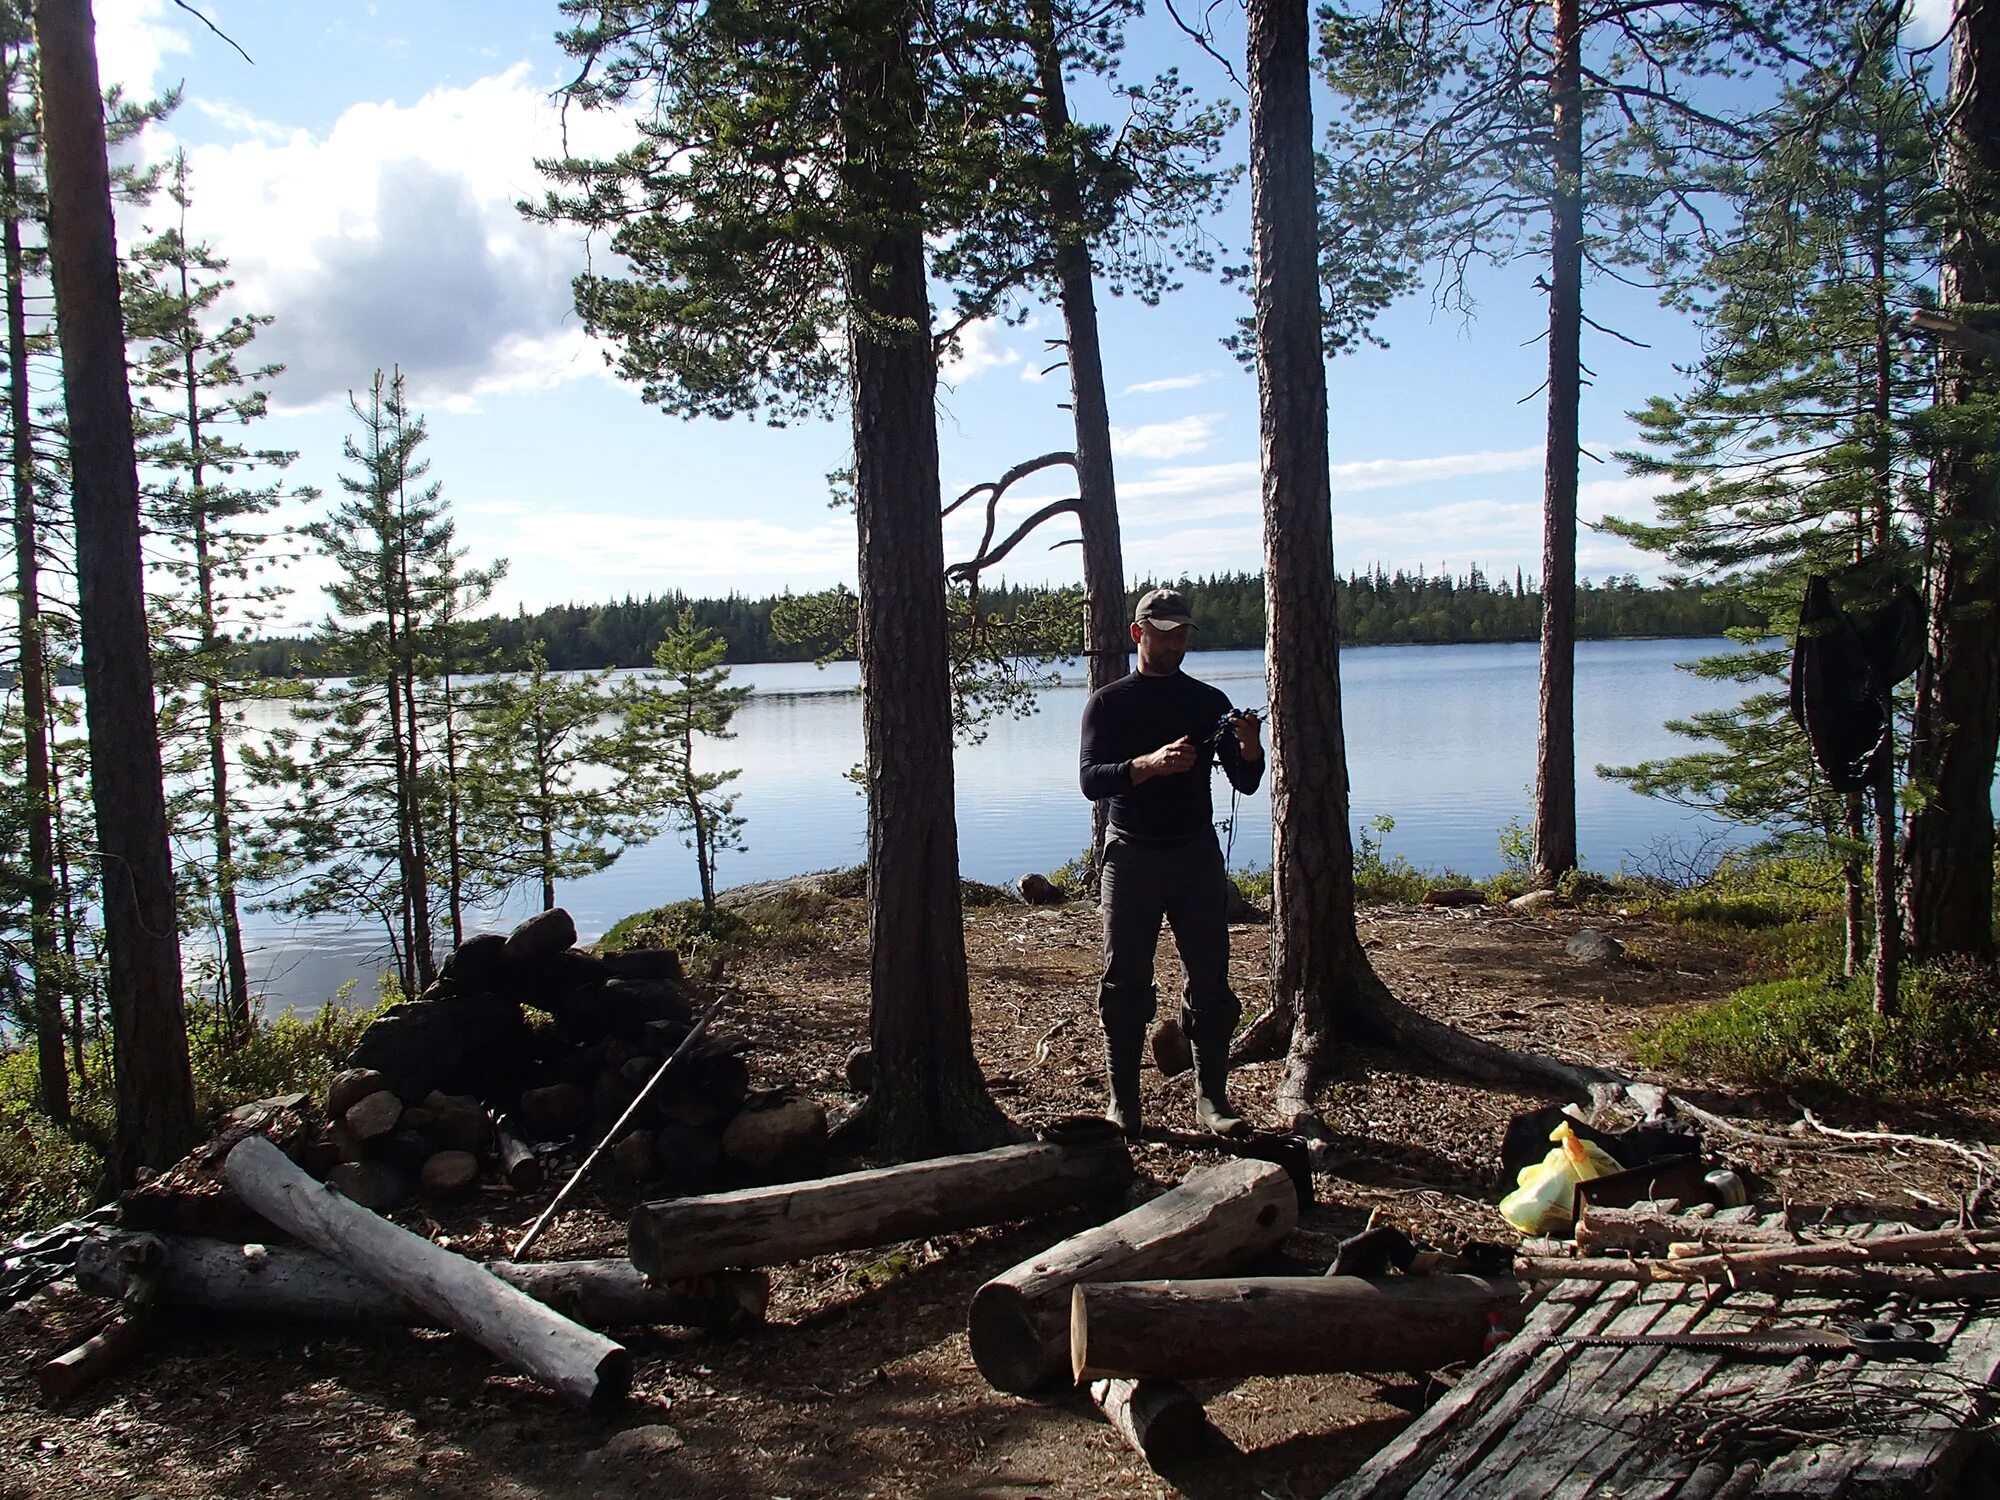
[1496,1122,1621,1234]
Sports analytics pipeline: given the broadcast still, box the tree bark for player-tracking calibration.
[840,1,1012,1156]
[224,1136,629,1412]
[1029,0,1130,884]
[1089,1378,1212,1468]
[1244,0,1396,1123]
[628,1136,1131,1280]
[967,1156,1298,1394]
[76,1230,769,1331]
[1532,0,1583,882]
[2,47,68,1125]
[1071,1274,1516,1382]
[34,0,196,1179]
[1904,0,2000,962]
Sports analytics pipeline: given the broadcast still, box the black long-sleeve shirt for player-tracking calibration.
[1079,669,1264,841]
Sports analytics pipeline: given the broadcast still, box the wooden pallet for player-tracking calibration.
[1327,1221,2000,1499]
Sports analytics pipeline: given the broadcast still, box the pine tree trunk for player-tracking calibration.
[35,0,196,1178]
[1246,0,1393,1124]
[3,54,69,1124]
[1841,792,1866,978]
[1904,0,2000,962]
[180,285,253,1036]
[1029,0,1129,881]
[439,666,465,948]
[1532,0,1583,883]
[841,2,1011,1156]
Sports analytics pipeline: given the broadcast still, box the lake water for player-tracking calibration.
[231,637,1759,1009]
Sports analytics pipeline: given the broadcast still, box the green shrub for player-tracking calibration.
[1231,865,1273,907]
[1634,959,2000,1098]
[601,899,754,960]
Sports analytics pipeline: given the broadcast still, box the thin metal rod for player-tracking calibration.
[510,990,729,1262]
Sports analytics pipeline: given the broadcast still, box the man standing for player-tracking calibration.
[1080,588,1264,1138]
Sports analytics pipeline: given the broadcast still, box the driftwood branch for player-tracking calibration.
[946,498,1083,585]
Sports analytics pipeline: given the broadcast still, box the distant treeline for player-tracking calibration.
[237,568,1758,677]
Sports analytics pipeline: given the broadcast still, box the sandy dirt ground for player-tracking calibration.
[3,894,1991,1500]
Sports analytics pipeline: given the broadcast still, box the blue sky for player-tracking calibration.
[91,0,1953,625]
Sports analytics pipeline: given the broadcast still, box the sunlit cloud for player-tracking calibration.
[506,512,856,585]
[1120,372,1215,396]
[1111,414,1223,461]
[122,64,632,412]
[939,319,1021,385]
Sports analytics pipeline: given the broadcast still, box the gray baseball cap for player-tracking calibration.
[1133,587,1196,630]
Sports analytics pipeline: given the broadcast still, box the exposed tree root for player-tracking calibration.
[1241,959,1624,1133]
[826,1085,1027,1160]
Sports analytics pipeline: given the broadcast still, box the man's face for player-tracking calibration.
[1134,620,1189,673]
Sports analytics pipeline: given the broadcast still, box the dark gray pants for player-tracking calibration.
[1097,830,1241,1049]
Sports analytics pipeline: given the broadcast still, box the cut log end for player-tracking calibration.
[590,1348,633,1415]
[968,1283,1045,1395]
[1089,1377,1211,1468]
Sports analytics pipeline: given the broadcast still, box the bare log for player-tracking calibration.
[224,1135,628,1412]
[629,1136,1131,1280]
[1071,1274,1516,1383]
[1575,1206,1793,1257]
[36,1309,152,1404]
[492,1261,767,1332]
[495,1115,544,1191]
[1089,1378,1212,1467]
[968,1157,1297,1395]
[75,1230,766,1332]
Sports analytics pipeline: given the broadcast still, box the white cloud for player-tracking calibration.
[188,97,287,143]
[1120,372,1214,396]
[1111,413,1223,461]
[94,0,191,96]
[506,512,855,582]
[938,319,1020,385]
[137,65,633,411]
[1331,446,1543,493]
[1903,0,1954,45]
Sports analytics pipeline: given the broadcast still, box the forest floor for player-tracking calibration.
[3,892,1994,1500]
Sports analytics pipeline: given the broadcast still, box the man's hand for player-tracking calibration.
[1233,711,1263,761]
[1131,735,1199,783]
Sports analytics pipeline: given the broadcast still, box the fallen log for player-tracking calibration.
[1089,1378,1211,1467]
[492,1260,767,1331]
[36,1309,152,1404]
[1071,1274,1516,1383]
[495,1115,544,1191]
[628,1135,1132,1280]
[224,1135,628,1412]
[1576,1206,1794,1257]
[74,1230,767,1331]
[968,1156,1297,1395]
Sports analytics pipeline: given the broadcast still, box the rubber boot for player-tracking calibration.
[1189,1035,1249,1139]
[1104,1029,1145,1140]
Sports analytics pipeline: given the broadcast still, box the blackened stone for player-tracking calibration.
[721,1092,828,1180]
[443,932,508,992]
[325,1067,388,1122]
[620,1055,661,1089]
[325,1161,411,1214]
[606,1130,655,1183]
[844,1045,874,1094]
[421,1150,481,1196]
[658,1053,749,1128]
[504,908,577,965]
[601,948,685,987]
[517,1082,585,1136]
[343,1090,404,1142]
[604,975,691,1024]
[652,1122,723,1196]
[421,1091,494,1156]
[345,994,531,1104]
[381,1129,432,1175]
[1017,872,1063,905]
